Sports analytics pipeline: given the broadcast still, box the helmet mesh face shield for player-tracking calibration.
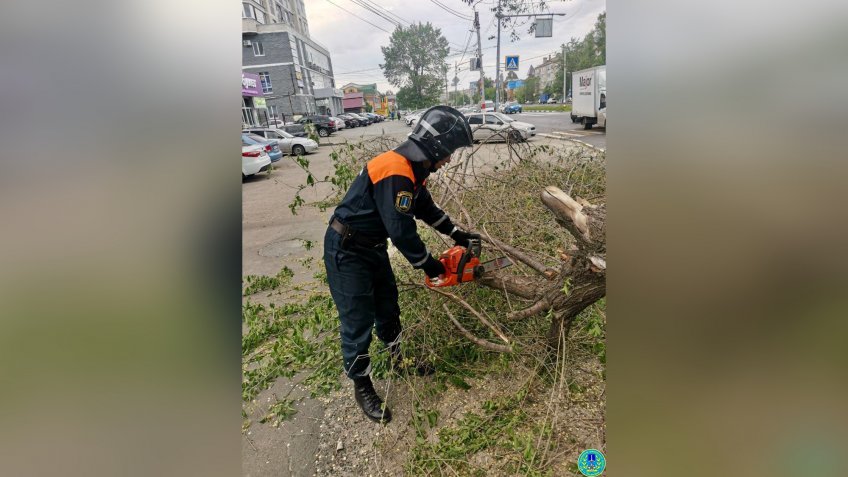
[408,106,473,162]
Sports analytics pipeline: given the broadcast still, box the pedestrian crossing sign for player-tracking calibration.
[505,56,519,71]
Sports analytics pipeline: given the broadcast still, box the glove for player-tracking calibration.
[451,229,481,247]
[420,255,446,279]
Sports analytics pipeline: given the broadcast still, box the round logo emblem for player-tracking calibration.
[577,449,606,476]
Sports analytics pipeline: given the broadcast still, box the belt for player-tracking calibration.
[330,217,387,249]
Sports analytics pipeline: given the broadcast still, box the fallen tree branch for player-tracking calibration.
[477,273,543,300]
[507,296,553,321]
[442,304,512,353]
[414,284,511,345]
[481,235,559,280]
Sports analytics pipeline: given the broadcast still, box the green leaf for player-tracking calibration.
[448,376,471,391]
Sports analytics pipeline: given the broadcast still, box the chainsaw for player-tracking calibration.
[425,238,513,287]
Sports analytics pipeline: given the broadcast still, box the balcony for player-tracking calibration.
[242,18,259,35]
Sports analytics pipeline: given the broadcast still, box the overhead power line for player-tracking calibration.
[349,0,402,27]
[429,0,473,20]
[354,0,411,25]
[323,0,393,34]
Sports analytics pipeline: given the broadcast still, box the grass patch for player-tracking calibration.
[521,104,572,112]
[242,292,341,423]
[242,266,294,296]
[407,385,555,476]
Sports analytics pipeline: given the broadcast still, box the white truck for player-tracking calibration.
[570,65,606,129]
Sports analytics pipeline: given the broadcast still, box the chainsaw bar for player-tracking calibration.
[477,256,514,275]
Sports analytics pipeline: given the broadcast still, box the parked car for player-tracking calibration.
[348,113,372,125]
[242,133,283,163]
[242,144,271,178]
[503,103,523,114]
[243,128,319,156]
[464,112,536,142]
[349,113,370,126]
[329,116,346,130]
[294,115,338,137]
[259,119,307,137]
[364,112,384,122]
[337,114,360,128]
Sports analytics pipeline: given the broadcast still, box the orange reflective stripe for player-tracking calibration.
[367,150,414,184]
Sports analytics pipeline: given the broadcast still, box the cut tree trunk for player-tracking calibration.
[478,186,606,350]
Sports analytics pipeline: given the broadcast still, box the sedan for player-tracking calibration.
[329,116,346,130]
[242,144,271,178]
[503,103,522,114]
[464,112,536,142]
[337,114,360,128]
[244,128,319,156]
[348,113,371,125]
[259,119,307,137]
[242,133,283,163]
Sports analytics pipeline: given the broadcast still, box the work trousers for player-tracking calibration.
[323,226,402,379]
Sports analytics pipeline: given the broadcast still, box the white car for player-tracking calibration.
[465,112,536,142]
[243,128,320,156]
[330,116,346,130]
[242,144,271,178]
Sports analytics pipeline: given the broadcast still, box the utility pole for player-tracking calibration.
[474,9,484,109]
[444,64,449,105]
[453,61,458,106]
[562,43,567,103]
[495,0,502,112]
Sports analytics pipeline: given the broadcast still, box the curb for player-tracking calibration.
[538,133,605,152]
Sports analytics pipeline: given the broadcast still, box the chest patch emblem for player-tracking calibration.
[395,191,413,212]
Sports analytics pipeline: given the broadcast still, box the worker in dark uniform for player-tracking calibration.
[323,105,478,423]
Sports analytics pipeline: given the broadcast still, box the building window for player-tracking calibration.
[259,72,272,94]
[276,3,286,23]
[242,3,266,24]
[268,105,281,119]
[252,42,264,56]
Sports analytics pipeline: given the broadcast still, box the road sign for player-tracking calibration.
[505,56,519,71]
[469,57,482,71]
[507,80,524,90]
[535,18,552,37]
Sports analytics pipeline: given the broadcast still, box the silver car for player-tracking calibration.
[464,112,536,142]
[244,128,319,156]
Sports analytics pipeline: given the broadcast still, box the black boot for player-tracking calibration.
[353,376,391,423]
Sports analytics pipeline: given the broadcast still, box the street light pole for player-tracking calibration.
[474,9,484,108]
[495,0,502,112]
[562,43,567,103]
[494,11,567,112]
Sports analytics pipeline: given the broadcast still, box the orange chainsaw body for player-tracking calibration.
[425,244,481,288]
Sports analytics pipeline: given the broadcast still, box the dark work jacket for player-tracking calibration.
[331,140,456,268]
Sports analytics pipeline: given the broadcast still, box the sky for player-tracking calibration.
[305,0,606,94]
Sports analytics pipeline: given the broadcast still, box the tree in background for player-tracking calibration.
[515,85,527,103]
[380,23,450,109]
[523,76,539,103]
[560,12,605,97]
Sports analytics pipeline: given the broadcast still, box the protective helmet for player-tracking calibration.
[408,105,473,162]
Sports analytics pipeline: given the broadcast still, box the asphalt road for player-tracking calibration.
[510,111,606,150]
